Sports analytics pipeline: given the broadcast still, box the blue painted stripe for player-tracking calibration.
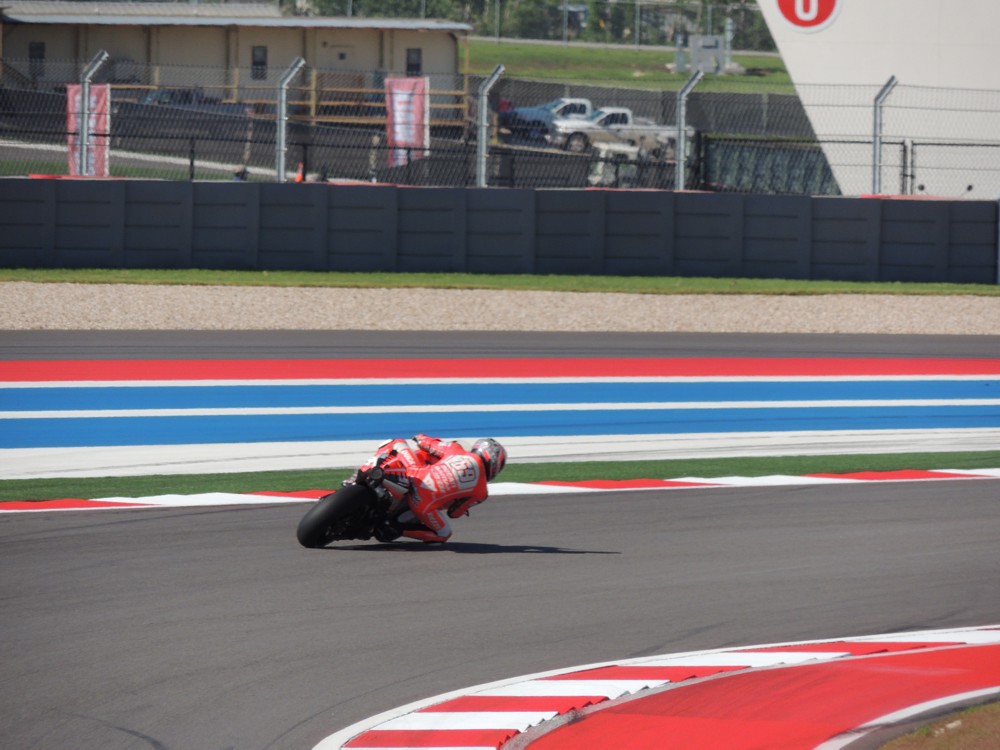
[3,405,998,448]
[2,379,998,411]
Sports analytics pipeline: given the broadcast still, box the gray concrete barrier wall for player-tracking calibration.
[0,179,996,284]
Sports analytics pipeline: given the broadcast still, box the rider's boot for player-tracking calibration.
[399,525,450,544]
[381,511,450,543]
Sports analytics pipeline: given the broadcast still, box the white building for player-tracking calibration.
[758,0,1000,197]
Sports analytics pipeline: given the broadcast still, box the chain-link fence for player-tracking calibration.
[881,85,1000,199]
[0,55,473,182]
[4,55,1000,196]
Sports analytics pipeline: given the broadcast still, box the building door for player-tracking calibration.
[29,42,45,79]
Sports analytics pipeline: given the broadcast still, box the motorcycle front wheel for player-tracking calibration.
[296,485,374,548]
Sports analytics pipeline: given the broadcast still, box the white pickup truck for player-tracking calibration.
[546,106,678,157]
[499,97,593,141]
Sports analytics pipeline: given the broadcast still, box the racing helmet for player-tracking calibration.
[471,438,507,481]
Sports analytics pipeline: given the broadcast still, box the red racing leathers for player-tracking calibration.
[355,435,489,543]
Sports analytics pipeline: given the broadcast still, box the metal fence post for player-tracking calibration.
[476,64,505,188]
[276,57,306,182]
[872,75,898,195]
[675,70,703,191]
[78,50,110,176]
[635,0,641,48]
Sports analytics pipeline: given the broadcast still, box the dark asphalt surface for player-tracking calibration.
[1,331,999,750]
[2,482,998,750]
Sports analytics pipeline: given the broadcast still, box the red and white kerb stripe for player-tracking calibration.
[315,625,1000,750]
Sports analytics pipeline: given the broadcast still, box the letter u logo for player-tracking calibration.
[795,0,818,21]
[777,0,841,32]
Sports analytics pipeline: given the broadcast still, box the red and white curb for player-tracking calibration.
[312,625,1000,750]
[2,468,998,513]
[2,468,999,512]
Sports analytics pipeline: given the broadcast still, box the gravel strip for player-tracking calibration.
[2,281,998,334]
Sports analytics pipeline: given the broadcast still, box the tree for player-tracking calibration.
[304,0,776,50]
[509,0,562,39]
[581,0,609,42]
[608,1,627,40]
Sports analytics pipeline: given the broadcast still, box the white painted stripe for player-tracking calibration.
[0,494,320,512]
[487,483,599,495]
[476,679,665,699]
[6,397,999,419]
[940,468,1000,478]
[0,504,150,513]
[0,440,383,480]
[6,374,998,388]
[671,475,863,486]
[814,686,1000,750]
[374,711,556,731]
[3,428,1000,479]
[89,493,309,508]
[0,484,696,513]
[854,629,1000,645]
[673,473,999,487]
[637,651,846,668]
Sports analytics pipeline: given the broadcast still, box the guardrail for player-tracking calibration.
[1,180,995,285]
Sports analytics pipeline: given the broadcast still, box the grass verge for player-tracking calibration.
[880,700,1000,750]
[2,451,998,503]
[463,38,794,92]
[3,268,999,297]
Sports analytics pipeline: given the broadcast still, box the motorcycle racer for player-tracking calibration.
[347,434,507,544]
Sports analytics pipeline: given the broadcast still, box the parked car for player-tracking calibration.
[500,97,593,142]
[546,107,679,157]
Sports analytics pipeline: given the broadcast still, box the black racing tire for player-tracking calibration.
[296,485,374,549]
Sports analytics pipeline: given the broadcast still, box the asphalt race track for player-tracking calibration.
[2,331,999,750]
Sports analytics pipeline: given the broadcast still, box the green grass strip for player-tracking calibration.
[463,39,794,92]
[2,451,997,503]
[3,268,998,297]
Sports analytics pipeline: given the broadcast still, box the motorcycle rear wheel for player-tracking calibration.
[296,485,374,548]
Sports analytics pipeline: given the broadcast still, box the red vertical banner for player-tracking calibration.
[384,76,429,167]
[66,85,80,174]
[66,84,111,177]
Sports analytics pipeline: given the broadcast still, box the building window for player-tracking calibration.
[29,42,45,79]
[406,48,422,76]
[251,46,268,80]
